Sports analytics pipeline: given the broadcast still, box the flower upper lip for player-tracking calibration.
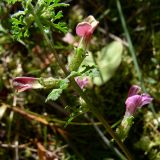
[76,15,99,38]
[127,85,141,97]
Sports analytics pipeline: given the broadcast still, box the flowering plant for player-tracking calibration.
[10,1,154,159]
[11,8,132,158]
[0,0,158,160]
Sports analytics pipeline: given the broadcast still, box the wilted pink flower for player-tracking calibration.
[76,15,99,47]
[75,77,88,89]
[125,85,153,116]
[13,77,42,92]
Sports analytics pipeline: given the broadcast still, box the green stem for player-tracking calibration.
[32,6,133,160]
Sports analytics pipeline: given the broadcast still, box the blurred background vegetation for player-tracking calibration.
[0,0,160,159]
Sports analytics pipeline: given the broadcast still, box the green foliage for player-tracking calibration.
[46,88,63,101]
[65,101,89,127]
[9,0,69,40]
[81,66,99,78]
[64,107,88,127]
[59,79,69,90]
[94,41,123,85]
[11,15,29,40]
[36,0,69,32]
[46,79,69,101]
[67,66,99,80]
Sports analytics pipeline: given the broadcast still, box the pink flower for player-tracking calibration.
[75,77,89,89]
[125,85,153,116]
[13,77,42,92]
[76,15,99,47]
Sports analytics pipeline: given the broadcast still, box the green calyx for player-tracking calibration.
[116,116,134,142]
[69,47,86,71]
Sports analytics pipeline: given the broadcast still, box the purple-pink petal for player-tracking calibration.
[76,22,92,37]
[13,77,37,84]
[76,16,99,39]
[75,77,88,89]
[125,86,153,116]
[13,77,37,92]
[128,85,141,97]
[125,95,142,115]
